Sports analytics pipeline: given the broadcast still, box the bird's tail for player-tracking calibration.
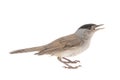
[10,46,45,54]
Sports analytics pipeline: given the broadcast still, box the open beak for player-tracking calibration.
[95,24,104,31]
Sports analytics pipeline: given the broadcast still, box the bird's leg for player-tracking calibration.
[57,57,81,69]
[63,57,80,63]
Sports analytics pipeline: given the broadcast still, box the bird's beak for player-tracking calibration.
[95,24,104,31]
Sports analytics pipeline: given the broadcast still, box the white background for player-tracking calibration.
[0,0,120,80]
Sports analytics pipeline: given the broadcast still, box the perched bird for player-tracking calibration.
[10,23,104,69]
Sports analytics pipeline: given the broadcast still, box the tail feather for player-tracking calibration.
[10,46,45,54]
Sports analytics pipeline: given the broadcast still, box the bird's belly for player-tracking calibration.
[60,47,82,57]
[55,40,90,57]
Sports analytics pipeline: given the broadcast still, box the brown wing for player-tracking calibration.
[37,34,81,54]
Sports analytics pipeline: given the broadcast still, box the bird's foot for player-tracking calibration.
[63,57,80,63]
[57,57,81,69]
[63,65,81,69]
[65,60,80,63]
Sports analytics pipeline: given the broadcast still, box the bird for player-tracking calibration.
[10,23,104,69]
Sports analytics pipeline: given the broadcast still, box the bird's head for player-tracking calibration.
[79,23,104,32]
[75,23,104,39]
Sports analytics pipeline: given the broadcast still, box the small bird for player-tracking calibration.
[10,23,104,69]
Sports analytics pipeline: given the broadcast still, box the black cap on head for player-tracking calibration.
[79,24,96,30]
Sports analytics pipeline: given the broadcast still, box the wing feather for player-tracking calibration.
[38,34,81,54]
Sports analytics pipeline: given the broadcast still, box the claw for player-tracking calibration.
[64,60,80,63]
[72,60,80,63]
[64,65,81,69]
[62,57,80,63]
